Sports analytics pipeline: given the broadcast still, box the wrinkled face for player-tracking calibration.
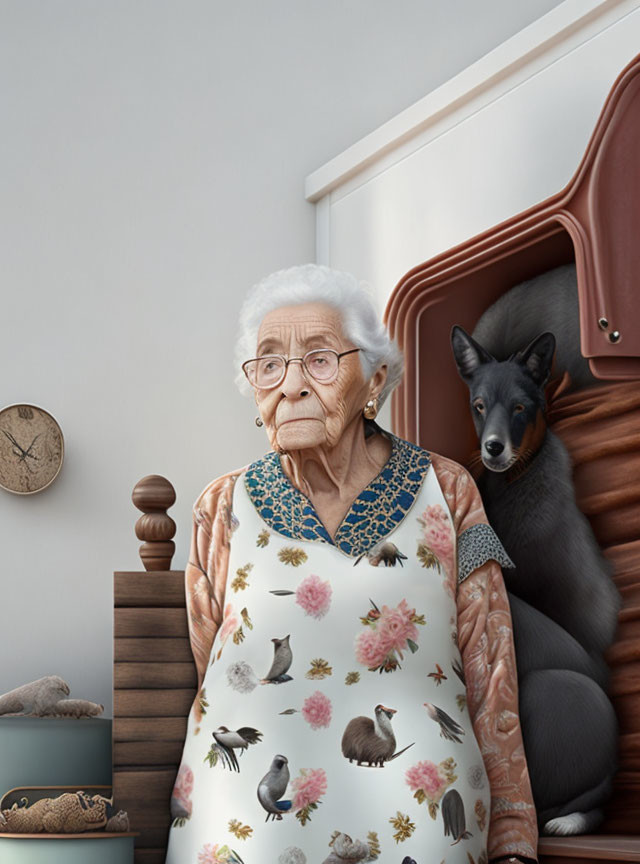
[253,303,385,452]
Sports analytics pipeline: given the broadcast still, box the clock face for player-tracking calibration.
[0,404,64,494]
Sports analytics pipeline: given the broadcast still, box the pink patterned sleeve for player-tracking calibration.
[431,453,538,862]
[185,470,241,695]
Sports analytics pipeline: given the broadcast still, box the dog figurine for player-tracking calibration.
[451,325,620,836]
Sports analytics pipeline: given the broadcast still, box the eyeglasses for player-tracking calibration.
[242,348,361,390]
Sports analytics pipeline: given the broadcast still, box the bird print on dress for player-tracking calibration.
[354,541,408,567]
[263,635,293,683]
[355,598,425,673]
[427,664,447,685]
[341,705,414,767]
[226,634,294,693]
[423,703,466,743]
[441,788,472,844]
[205,725,263,771]
[451,657,466,685]
[258,755,292,821]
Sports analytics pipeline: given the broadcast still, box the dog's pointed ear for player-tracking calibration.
[451,326,495,380]
[515,332,556,385]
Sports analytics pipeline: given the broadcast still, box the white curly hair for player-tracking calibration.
[234,264,403,407]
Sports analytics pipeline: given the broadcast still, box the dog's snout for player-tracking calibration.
[484,439,504,456]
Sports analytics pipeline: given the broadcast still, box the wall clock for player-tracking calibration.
[0,403,64,494]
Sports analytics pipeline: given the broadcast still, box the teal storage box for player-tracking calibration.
[0,834,135,863]
[0,717,112,793]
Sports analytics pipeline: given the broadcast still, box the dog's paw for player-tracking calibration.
[543,809,602,835]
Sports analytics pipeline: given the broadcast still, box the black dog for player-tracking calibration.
[451,325,620,836]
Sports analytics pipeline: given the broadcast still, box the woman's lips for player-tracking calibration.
[278,417,323,425]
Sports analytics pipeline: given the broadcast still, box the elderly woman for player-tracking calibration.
[165,265,538,864]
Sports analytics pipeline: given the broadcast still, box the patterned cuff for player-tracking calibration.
[457,522,515,584]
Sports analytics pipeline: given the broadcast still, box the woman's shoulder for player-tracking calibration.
[193,466,247,514]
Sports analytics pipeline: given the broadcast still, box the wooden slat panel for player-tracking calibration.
[113,768,174,824]
[608,640,640,666]
[114,662,196,689]
[114,688,195,717]
[115,637,193,663]
[114,609,188,638]
[135,850,169,864]
[113,717,187,742]
[614,692,640,735]
[134,827,171,850]
[114,740,184,767]
[114,572,185,608]
[609,662,640,698]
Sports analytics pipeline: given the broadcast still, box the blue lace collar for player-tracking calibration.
[243,432,431,557]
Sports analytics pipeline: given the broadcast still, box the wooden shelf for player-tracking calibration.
[539,834,640,863]
[0,832,138,839]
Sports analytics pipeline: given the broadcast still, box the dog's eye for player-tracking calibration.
[473,400,485,414]
[514,404,525,414]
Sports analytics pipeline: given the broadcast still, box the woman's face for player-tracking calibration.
[253,302,387,452]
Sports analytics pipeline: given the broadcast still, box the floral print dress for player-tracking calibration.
[165,434,538,864]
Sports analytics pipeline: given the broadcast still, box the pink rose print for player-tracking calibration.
[405,760,446,797]
[171,763,193,825]
[405,757,457,819]
[198,845,225,864]
[296,574,332,619]
[355,597,425,673]
[197,844,242,864]
[418,504,455,581]
[377,599,420,657]
[354,628,387,669]
[301,690,332,730]
[291,768,327,825]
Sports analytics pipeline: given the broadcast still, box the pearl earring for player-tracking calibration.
[363,398,378,420]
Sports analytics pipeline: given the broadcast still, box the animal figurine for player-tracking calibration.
[423,703,465,743]
[0,791,128,834]
[257,755,292,821]
[0,676,103,718]
[209,726,263,771]
[451,325,620,836]
[341,705,413,767]
[263,636,293,684]
[441,789,472,844]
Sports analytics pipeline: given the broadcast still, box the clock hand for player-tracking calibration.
[23,434,41,461]
[2,429,28,456]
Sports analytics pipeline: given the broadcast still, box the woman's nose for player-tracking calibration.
[280,359,310,398]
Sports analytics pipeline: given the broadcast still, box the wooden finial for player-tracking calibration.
[132,475,177,571]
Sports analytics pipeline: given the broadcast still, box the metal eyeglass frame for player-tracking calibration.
[242,347,361,390]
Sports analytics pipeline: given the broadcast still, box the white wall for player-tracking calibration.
[309,0,640,317]
[0,0,564,717]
